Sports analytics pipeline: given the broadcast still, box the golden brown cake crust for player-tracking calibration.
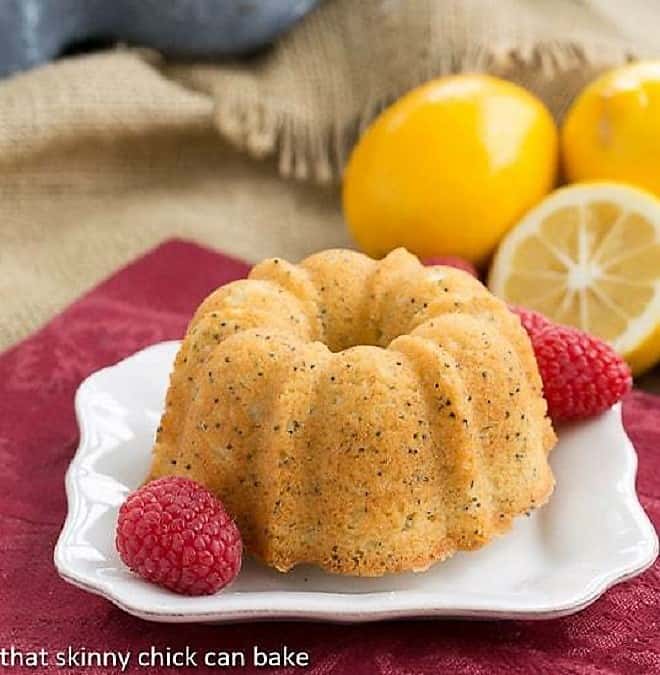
[149,248,556,576]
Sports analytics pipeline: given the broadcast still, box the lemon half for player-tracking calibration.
[489,183,660,375]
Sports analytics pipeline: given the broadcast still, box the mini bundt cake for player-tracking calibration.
[149,248,556,576]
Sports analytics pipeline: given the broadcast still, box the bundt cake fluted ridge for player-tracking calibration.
[149,248,556,576]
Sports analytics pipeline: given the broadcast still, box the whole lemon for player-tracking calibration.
[342,74,558,265]
[562,61,660,196]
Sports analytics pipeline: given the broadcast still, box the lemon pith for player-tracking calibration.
[489,182,660,376]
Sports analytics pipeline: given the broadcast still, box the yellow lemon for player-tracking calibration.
[489,183,660,375]
[562,61,660,195]
[342,74,558,265]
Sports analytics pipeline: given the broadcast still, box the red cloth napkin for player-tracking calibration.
[1,239,659,675]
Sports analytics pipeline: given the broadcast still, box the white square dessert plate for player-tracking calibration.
[54,341,658,623]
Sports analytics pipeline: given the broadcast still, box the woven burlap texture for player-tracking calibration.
[1,0,659,351]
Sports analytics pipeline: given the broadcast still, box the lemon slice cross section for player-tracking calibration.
[489,182,660,375]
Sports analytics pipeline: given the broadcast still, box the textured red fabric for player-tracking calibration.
[1,239,659,675]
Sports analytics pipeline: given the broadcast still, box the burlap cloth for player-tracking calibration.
[2,0,659,352]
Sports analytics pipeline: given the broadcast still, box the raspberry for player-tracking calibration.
[421,255,479,278]
[116,476,242,595]
[510,306,632,422]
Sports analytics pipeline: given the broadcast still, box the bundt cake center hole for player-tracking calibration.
[322,330,392,353]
